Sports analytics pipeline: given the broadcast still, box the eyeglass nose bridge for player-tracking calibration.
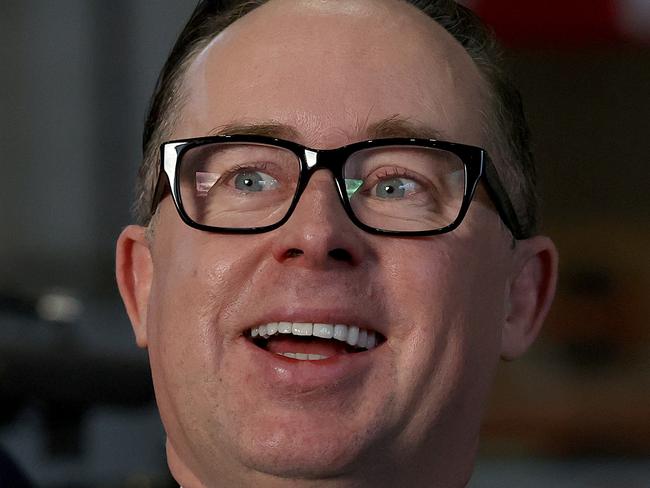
[301,146,350,171]
[291,147,351,216]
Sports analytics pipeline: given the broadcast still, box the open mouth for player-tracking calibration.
[247,322,386,361]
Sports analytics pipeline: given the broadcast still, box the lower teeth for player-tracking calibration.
[277,352,328,360]
[253,337,367,355]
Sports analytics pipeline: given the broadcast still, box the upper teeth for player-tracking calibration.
[250,322,378,349]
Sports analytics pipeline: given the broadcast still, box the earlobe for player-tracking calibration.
[116,225,154,348]
[501,235,558,360]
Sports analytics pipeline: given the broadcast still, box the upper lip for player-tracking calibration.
[239,307,387,338]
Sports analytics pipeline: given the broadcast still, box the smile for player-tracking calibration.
[248,322,385,361]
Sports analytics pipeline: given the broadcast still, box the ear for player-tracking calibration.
[116,225,153,348]
[501,235,558,360]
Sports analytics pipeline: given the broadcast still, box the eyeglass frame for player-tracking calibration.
[151,134,526,239]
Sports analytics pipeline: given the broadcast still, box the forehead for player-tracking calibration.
[177,0,488,148]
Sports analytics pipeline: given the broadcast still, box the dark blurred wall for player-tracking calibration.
[1,0,195,297]
[515,49,650,226]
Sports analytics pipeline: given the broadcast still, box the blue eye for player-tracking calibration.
[234,171,277,192]
[373,177,416,199]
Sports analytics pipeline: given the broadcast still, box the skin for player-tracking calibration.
[116,0,558,486]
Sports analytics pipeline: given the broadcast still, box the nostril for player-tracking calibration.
[285,248,304,259]
[329,248,352,262]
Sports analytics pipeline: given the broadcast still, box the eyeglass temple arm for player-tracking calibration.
[150,166,171,217]
[482,158,528,240]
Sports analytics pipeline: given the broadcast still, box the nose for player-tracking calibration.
[270,170,371,268]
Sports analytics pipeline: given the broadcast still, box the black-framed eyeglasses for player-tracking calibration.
[152,134,525,238]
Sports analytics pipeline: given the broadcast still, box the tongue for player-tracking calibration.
[266,337,351,356]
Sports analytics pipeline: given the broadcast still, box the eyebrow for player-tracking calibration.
[365,115,446,140]
[209,122,301,140]
[208,115,446,144]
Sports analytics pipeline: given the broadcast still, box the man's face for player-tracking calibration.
[129,0,522,484]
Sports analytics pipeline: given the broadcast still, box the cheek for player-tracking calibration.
[144,215,262,394]
[145,257,220,411]
[144,221,271,449]
[384,237,507,329]
[382,236,508,403]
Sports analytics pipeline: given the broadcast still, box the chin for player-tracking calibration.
[233,421,379,480]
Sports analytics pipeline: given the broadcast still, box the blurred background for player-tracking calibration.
[1,0,648,487]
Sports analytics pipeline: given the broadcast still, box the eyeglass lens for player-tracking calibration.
[177,142,467,232]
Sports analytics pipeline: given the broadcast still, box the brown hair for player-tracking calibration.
[135,0,537,237]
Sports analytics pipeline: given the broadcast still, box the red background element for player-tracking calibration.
[470,0,623,47]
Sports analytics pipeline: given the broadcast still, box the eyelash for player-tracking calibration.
[361,167,427,191]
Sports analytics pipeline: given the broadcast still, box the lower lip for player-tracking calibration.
[241,337,376,392]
